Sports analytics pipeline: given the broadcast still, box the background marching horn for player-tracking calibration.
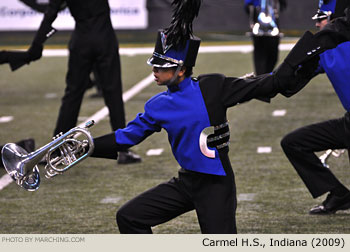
[319,149,346,169]
[252,0,280,36]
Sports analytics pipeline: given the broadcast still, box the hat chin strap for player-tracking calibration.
[163,64,183,86]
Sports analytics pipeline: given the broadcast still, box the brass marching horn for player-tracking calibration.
[1,120,95,191]
[251,0,280,36]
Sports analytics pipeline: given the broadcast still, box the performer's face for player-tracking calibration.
[152,66,185,85]
[316,18,328,30]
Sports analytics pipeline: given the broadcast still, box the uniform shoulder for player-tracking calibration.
[195,74,227,87]
[197,73,226,81]
[145,91,168,108]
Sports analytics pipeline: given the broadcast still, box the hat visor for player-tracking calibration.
[147,56,178,68]
[312,10,330,20]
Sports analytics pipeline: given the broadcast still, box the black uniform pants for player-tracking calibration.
[281,112,350,198]
[53,17,125,135]
[252,36,280,75]
[116,167,237,234]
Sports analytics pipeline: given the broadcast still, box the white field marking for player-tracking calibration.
[100,196,123,204]
[0,174,13,190]
[44,93,58,99]
[279,43,296,51]
[42,43,296,57]
[237,193,256,202]
[0,116,14,123]
[257,146,272,153]
[272,109,287,117]
[77,73,154,128]
[42,49,68,57]
[146,148,164,156]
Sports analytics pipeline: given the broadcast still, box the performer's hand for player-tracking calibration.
[28,43,43,61]
[0,50,30,71]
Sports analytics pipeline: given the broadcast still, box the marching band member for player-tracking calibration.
[281,0,350,215]
[90,0,345,233]
[244,0,287,75]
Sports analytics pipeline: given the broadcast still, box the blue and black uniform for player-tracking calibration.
[92,67,309,233]
[91,1,348,230]
[281,10,350,202]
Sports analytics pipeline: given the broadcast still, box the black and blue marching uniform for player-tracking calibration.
[92,68,306,233]
[319,41,350,111]
[91,0,348,231]
[281,9,350,201]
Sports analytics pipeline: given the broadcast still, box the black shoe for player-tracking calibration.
[309,192,350,215]
[117,151,142,164]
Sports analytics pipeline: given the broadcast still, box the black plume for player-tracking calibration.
[165,0,202,49]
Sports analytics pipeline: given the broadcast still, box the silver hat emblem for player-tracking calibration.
[160,31,172,53]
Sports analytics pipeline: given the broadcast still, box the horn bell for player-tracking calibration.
[1,143,41,191]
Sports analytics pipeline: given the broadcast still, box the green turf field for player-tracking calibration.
[0,46,349,234]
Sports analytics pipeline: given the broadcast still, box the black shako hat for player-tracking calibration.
[312,0,350,21]
[147,0,202,68]
[147,30,201,68]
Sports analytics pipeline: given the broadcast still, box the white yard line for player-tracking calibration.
[0,174,13,190]
[77,73,154,128]
[42,43,296,57]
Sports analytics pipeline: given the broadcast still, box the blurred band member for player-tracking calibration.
[244,0,287,75]
[18,0,141,164]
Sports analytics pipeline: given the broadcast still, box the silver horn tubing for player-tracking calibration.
[45,127,94,174]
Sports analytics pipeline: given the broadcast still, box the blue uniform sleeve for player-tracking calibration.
[319,41,350,111]
[115,105,162,148]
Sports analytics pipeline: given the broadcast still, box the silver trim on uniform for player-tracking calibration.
[214,121,229,130]
[199,121,230,158]
[199,126,216,158]
[147,57,178,68]
[152,52,184,66]
[147,52,184,68]
[312,10,332,20]
[207,131,230,143]
[216,142,230,149]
